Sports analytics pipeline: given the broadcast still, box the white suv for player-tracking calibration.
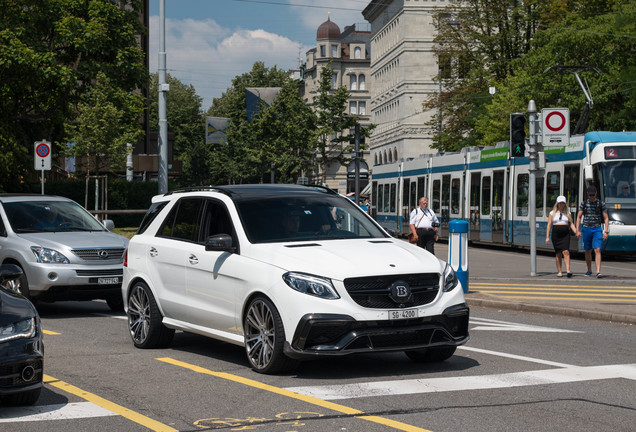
[122,185,469,373]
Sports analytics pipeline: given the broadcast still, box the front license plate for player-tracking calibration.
[98,277,119,285]
[389,308,418,320]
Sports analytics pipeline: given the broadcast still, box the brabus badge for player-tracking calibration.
[389,280,413,304]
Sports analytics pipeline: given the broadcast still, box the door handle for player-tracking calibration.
[149,247,158,257]
[189,254,199,265]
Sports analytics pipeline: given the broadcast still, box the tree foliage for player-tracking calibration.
[0,0,146,190]
[425,0,635,151]
[64,72,144,175]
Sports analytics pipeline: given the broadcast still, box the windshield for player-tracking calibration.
[235,195,388,243]
[598,160,636,203]
[3,200,107,233]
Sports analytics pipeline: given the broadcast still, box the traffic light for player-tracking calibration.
[510,113,526,157]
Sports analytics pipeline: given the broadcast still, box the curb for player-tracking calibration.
[466,297,636,325]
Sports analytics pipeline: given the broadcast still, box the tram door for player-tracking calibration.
[470,172,481,241]
[492,170,505,243]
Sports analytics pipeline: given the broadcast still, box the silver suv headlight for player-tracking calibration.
[283,272,340,299]
[0,318,36,342]
[31,246,70,264]
[443,263,459,292]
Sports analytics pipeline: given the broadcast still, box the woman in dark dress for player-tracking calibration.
[545,195,578,277]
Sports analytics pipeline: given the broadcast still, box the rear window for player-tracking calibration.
[137,202,168,234]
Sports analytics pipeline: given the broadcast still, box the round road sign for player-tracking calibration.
[36,142,50,158]
[545,111,566,132]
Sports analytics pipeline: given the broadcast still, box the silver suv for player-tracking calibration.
[0,195,128,310]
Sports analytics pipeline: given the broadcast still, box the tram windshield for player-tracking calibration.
[597,160,636,202]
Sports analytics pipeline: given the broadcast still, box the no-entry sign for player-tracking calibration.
[34,140,52,170]
[541,108,569,147]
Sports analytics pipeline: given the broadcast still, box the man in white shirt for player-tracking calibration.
[409,197,439,254]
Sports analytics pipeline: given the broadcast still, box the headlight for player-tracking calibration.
[443,263,459,292]
[31,246,70,264]
[283,272,340,299]
[0,318,36,342]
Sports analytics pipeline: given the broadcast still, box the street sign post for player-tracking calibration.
[34,140,52,194]
[541,108,569,146]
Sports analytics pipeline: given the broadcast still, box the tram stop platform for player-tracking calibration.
[431,242,636,325]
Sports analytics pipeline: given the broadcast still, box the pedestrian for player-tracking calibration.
[575,185,609,278]
[409,197,439,254]
[545,195,578,278]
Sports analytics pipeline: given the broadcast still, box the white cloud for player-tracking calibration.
[149,17,308,110]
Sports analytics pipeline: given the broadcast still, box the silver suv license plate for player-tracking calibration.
[389,308,418,320]
[98,277,119,285]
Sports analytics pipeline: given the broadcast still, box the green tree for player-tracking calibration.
[148,73,206,185]
[64,72,144,175]
[0,0,145,190]
[207,62,292,184]
[314,63,371,185]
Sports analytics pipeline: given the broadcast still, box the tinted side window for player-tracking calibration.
[201,200,234,241]
[137,202,168,234]
[158,198,204,242]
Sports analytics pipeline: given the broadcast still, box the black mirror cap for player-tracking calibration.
[0,263,23,285]
[205,234,235,252]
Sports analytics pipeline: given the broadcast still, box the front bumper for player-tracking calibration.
[0,336,44,396]
[284,303,469,359]
[25,263,123,301]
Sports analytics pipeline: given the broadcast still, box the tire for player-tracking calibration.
[243,296,298,374]
[106,294,124,312]
[405,346,457,362]
[127,281,174,349]
[1,388,41,406]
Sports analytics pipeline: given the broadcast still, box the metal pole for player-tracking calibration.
[158,0,169,194]
[528,100,537,276]
[354,123,360,206]
[438,71,442,146]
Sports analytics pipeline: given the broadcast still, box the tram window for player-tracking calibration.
[382,184,389,212]
[442,175,450,222]
[390,183,397,212]
[482,176,491,215]
[546,171,560,210]
[517,174,529,216]
[403,179,411,211]
[451,178,460,215]
[432,180,441,214]
[410,181,417,211]
[564,164,580,215]
[371,182,378,217]
[470,173,481,225]
[417,177,425,203]
[536,176,544,217]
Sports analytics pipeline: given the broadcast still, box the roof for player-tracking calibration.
[317,17,340,40]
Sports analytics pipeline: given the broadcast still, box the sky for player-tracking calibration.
[148,0,370,110]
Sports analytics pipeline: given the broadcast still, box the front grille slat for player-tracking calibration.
[75,269,123,277]
[72,248,125,261]
[343,273,440,309]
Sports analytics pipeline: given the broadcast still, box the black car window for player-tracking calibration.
[158,198,204,242]
[201,200,235,242]
[137,201,168,234]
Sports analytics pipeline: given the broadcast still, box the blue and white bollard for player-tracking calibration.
[448,220,469,293]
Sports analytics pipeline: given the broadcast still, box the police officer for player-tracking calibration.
[409,197,439,254]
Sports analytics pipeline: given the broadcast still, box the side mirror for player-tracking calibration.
[102,219,115,231]
[584,165,594,181]
[205,234,235,252]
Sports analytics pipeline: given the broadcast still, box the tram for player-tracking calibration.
[370,131,636,252]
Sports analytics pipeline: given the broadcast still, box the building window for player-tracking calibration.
[331,44,338,57]
[331,72,337,89]
[349,74,357,91]
[359,74,365,90]
[354,46,361,59]
[349,101,357,115]
[359,101,366,115]
[320,45,326,57]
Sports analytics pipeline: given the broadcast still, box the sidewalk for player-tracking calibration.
[433,243,636,324]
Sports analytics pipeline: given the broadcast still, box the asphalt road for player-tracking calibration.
[2,243,635,432]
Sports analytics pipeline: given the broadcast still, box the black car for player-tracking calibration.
[0,264,43,405]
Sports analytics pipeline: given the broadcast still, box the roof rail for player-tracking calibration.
[164,185,226,196]
[303,184,339,195]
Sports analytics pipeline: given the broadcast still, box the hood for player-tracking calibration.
[17,231,129,249]
[0,287,38,326]
[246,239,443,281]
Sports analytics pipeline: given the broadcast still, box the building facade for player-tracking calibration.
[301,16,372,194]
[363,0,451,166]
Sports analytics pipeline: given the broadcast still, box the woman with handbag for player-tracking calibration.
[409,197,439,254]
[545,195,578,278]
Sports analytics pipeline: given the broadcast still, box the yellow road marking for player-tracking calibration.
[43,330,61,335]
[157,357,432,432]
[43,374,177,432]
[475,290,636,298]
[483,296,636,302]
